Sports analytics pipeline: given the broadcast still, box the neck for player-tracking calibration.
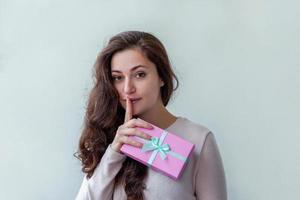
[136,99,178,130]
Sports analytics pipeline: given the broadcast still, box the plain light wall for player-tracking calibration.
[1,0,299,199]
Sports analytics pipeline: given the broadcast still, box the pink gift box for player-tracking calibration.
[120,118,195,180]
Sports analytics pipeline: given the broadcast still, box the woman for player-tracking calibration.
[74,31,227,200]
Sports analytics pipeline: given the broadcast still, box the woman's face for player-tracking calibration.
[111,48,164,117]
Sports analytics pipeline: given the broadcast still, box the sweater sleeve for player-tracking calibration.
[75,144,127,200]
[195,132,227,200]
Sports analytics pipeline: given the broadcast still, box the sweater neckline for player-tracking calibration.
[165,116,183,131]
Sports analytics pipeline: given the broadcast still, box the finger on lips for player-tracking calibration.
[124,97,132,123]
[122,97,153,148]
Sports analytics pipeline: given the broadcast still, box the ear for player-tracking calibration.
[160,79,165,87]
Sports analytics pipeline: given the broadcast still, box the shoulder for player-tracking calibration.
[172,116,213,154]
[174,116,211,137]
[178,116,211,134]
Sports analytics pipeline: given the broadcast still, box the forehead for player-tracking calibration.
[111,48,155,73]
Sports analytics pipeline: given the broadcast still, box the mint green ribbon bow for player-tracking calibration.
[142,137,170,160]
[140,130,187,166]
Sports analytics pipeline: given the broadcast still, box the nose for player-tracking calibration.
[123,77,136,95]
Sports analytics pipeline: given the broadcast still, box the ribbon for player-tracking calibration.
[138,130,187,166]
[142,133,170,160]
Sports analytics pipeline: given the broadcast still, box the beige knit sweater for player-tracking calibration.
[75,116,227,200]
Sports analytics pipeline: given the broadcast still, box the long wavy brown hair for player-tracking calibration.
[74,30,179,200]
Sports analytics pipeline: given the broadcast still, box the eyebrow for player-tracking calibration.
[111,65,148,73]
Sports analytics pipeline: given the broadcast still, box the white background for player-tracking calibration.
[1,0,299,199]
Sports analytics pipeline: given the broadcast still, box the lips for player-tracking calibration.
[131,99,140,103]
[122,98,141,105]
[123,97,141,101]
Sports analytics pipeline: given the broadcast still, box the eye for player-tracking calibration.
[136,72,146,78]
[112,75,122,81]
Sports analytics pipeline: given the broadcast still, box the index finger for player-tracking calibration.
[124,97,133,123]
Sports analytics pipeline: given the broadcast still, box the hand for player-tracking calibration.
[111,97,153,153]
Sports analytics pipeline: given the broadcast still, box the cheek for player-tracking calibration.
[114,85,122,94]
[141,84,161,101]
[113,86,123,101]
